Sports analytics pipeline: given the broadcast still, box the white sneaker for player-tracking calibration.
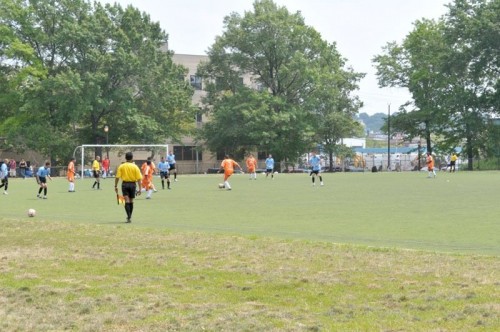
[174,179,178,182]
[312,183,315,186]
[320,182,324,186]
[3,191,7,195]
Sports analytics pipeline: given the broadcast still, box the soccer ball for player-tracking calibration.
[28,209,36,217]
[218,183,225,189]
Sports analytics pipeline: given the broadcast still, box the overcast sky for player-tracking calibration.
[100,0,451,115]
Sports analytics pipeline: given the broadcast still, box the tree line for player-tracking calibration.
[1,0,497,171]
[0,0,196,164]
[373,0,499,170]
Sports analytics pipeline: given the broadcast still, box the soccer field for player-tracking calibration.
[1,171,499,255]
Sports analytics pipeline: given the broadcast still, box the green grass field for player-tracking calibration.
[2,171,499,254]
[1,171,499,331]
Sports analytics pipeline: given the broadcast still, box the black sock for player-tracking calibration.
[125,203,131,218]
[38,187,43,194]
[92,181,96,188]
[130,203,134,216]
[162,180,164,189]
[44,188,47,195]
[319,176,323,182]
[312,177,315,183]
[97,182,100,189]
[4,183,7,191]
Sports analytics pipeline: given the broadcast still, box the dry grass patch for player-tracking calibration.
[0,219,498,331]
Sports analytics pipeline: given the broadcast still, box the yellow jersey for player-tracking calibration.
[116,162,142,182]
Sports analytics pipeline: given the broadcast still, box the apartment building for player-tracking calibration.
[169,53,264,174]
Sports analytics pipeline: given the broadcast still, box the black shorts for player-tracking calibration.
[310,170,320,176]
[266,168,273,173]
[38,176,47,184]
[1,178,7,184]
[450,161,456,166]
[121,182,136,199]
[93,170,100,178]
[168,164,176,171]
[160,171,169,179]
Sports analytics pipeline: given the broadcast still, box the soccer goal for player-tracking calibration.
[74,144,169,179]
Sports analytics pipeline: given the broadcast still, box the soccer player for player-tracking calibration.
[265,154,275,179]
[0,159,9,194]
[167,151,177,182]
[426,152,436,178]
[219,155,242,190]
[114,152,142,223]
[309,152,324,186]
[91,155,101,189]
[449,153,458,172]
[141,157,157,192]
[36,161,52,199]
[67,157,76,192]
[157,156,171,189]
[245,153,257,180]
[141,160,154,199]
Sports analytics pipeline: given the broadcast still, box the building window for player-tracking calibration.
[173,146,202,161]
[190,75,202,90]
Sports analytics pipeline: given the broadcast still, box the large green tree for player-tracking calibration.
[373,19,450,154]
[197,0,362,165]
[0,0,195,162]
[373,0,499,170]
[439,0,499,169]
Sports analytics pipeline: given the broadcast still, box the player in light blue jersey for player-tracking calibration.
[157,156,171,190]
[36,161,52,198]
[309,151,324,186]
[265,154,275,179]
[167,151,177,182]
[0,159,9,194]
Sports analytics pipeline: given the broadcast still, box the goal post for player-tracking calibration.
[75,144,169,179]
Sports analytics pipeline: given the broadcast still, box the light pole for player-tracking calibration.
[104,125,109,158]
[387,103,391,171]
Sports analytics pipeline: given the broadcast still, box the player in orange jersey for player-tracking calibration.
[245,153,257,180]
[426,152,436,178]
[141,160,154,199]
[219,155,242,190]
[67,157,76,192]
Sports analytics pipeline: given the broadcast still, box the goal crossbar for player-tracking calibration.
[76,144,169,179]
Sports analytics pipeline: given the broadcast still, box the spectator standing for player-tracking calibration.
[9,159,16,178]
[19,159,27,179]
[102,156,110,178]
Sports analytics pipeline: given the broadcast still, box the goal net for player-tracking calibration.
[74,144,169,179]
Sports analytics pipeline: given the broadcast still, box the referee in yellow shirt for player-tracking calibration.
[115,152,142,223]
[91,155,101,190]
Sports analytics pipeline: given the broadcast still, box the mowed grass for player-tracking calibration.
[0,171,499,331]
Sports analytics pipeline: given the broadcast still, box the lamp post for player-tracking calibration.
[387,103,391,171]
[104,125,109,158]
